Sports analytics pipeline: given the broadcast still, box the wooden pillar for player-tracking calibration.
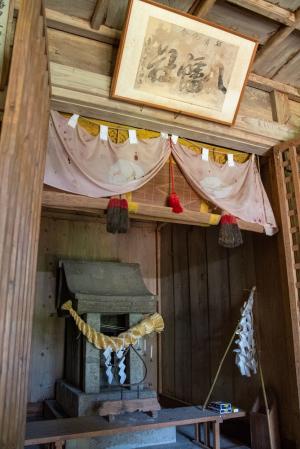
[270,140,300,445]
[0,0,50,448]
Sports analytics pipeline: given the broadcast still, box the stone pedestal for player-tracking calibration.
[56,380,158,417]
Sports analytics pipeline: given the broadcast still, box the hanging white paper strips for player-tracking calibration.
[116,349,126,384]
[99,125,108,141]
[234,287,257,377]
[67,114,79,128]
[103,347,113,384]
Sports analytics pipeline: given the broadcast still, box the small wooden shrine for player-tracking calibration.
[0,1,300,449]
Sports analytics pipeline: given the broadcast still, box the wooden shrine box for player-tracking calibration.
[55,260,160,418]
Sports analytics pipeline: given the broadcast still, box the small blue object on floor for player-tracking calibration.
[207,401,232,414]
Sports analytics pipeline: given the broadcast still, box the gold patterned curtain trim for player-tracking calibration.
[61,113,249,165]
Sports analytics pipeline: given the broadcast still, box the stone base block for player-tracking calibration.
[56,380,158,417]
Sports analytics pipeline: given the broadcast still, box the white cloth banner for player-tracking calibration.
[45,111,171,197]
[45,112,277,234]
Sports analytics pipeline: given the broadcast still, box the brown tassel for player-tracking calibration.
[118,198,129,233]
[106,198,121,234]
[218,213,243,248]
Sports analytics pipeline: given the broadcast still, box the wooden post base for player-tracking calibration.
[193,421,220,449]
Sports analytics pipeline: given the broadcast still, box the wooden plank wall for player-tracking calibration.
[160,224,298,446]
[28,212,159,404]
[161,225,257,408]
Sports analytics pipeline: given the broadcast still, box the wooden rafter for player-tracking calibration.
[90,0,109,30]
[254,8,300,77]
[274,50,300,85]
[190,0,217,17]
[227,0,296,28]
[248,73,300,102]
[46,8,120,45]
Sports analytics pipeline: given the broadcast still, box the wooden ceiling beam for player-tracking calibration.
[227,0,295,27]
[45,8,120,45]
[253,8,300,76]
[190,0,217,17]
[42,190,265,234]
[90,0,109,30]
[50,62,299,154]
[248,73,300,102]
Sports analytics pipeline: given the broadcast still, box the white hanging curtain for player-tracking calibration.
[45,112,277,235]
[171,142,277,235]
[44,111,171,197]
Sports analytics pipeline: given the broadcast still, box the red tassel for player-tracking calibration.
[168,192,183,214]
[168,154,183,214]
[220,214,237,225]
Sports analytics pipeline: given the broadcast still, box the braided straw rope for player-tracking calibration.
[61,301,164,352]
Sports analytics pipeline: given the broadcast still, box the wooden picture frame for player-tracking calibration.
[111,0,258,126]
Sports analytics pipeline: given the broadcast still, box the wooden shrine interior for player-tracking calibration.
[1,1,300,449]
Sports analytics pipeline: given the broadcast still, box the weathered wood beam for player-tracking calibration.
[42,190,265,233]
[90,0,109,30]
[253,8,300,76]
[270,90,290,124]
[46,8,120,46]
[190,0,217,17]
[227,0,295,27]
[248,72,300,102]
[50,62,287,154]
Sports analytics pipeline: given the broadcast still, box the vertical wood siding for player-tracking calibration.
[160,224,298,445]
[0,0,50,447]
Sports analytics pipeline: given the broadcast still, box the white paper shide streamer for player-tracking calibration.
[116,348,126,384]
[234,287,257,377]
[103,347,113,384]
